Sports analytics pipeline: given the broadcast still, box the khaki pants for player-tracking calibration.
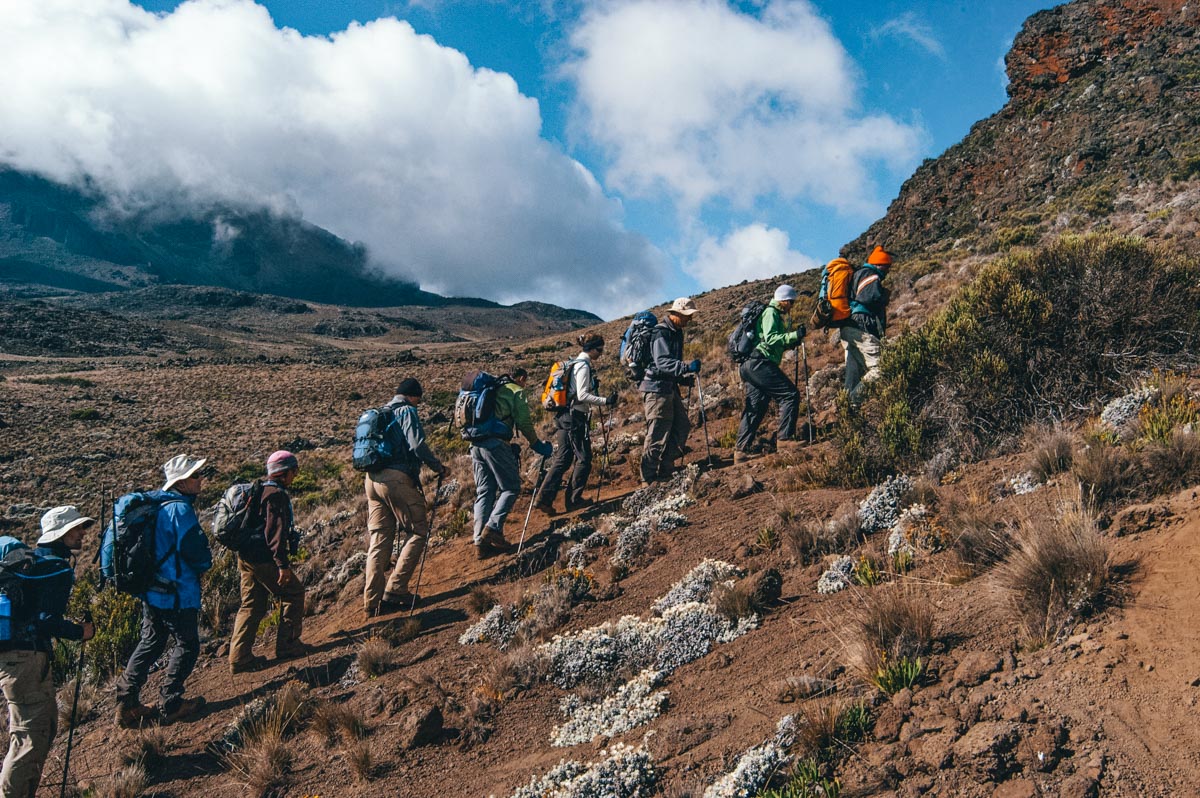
[641,390,690,482]
[364,469,429,613]
[229,558,306,666]
[0,650,55,798]
[840,326,881,403]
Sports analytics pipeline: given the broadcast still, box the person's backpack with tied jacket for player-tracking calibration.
[849,250,891,339]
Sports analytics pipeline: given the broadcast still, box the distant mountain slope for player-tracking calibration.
[846,0,1199,263]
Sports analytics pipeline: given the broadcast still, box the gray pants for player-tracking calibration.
[471,442,521,542]
[641,390,690,482]
[840,326,881,403]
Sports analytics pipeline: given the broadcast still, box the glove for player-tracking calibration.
[687,359,701,373]
[534,440,553,458]
[796,324,807,339]
[606,391,619,407]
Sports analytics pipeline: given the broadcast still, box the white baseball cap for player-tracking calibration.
[38,505,95,545]
[669,297,699,316]
[774,284,798,302]
[161,454,208,492]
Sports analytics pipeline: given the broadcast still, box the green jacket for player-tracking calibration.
[754,301,800,364]
[496,382,539,446]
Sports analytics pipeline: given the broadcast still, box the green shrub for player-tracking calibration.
[153,427,185,444]
[62,570,141,683]
[760,758,841,798]
[28,375,95,388]
[69,408,101,421]
[1138,392,1200,445]
[837,235,1200,481]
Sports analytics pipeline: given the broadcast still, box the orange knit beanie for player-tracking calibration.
[867,246,893,266]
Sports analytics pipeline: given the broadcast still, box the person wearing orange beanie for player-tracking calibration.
[841,246,894,405]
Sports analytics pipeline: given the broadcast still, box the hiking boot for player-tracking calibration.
[160,697,206,725]
[229,655,269,675]
[733,450,762,464]
[382,591,418,611]
[475,540,500,560]
[115,702,157,729]
[275,641,314,661]
[482,529,514,553]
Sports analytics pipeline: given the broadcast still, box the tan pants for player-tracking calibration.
[0,650,55,798]
[364,469,429,613]
[840,326,881,403]
[229,558,306,666]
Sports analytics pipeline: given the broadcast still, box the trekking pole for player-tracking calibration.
[518,456,549,556]
[801,341,815,445]
[695,373,713,465]
[594,406,610,503]
[408,474,444,618]
[59,639,86,798]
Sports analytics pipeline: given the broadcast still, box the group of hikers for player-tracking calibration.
[0,246,893,797]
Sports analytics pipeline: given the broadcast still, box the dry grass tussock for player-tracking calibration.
[1026,425,1076,482]
[782,503,863,565]
[311,700,368,744]
[1142,429,1200,492]
[843,584,935,689]
[1071,441,1142,511]
[481,644,547,700]
[357,636,398,678]
[467,586,499,616]
[226,680,310,797]
[940,491,1013,576]
[344,738,375,783]
[96,763,148,798]
[119,727,169,769]
[57,678,101,728]
[996,500,1111,645]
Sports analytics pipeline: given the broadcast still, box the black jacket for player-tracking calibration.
[639,318,691,395]
[850,265,889,338]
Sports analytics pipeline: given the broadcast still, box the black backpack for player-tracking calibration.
[352,406,400,472]
[727,301,768,364]
[454,371,513,443]
[619,311,657,383]
[100,493,182,595]
[0,538,72,646]
[212,480,266,552]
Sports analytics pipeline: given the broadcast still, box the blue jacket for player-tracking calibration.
[144,491,212,611]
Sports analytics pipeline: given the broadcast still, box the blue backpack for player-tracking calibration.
[455,371,513,443]
[0,536,73,645]
[352,406,400,472]
[619,311,657,383]
[100,492,182,595]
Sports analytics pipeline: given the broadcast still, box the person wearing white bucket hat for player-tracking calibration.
[114,454,212,729]
[0,507,94,797]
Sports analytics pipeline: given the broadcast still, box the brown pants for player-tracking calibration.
[229,558,306,666]
[0,650,55,798]
[364,469,429,613]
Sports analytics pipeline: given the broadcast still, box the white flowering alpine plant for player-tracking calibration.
[552,669,668,747]
[652,559,743,615]
[857,474,913,532]
[505,742,659,798]
[817,555,855,594]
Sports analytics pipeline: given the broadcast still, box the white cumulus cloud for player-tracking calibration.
[566,0,924,216]
[685,223,817,289]
[0,0,662,316]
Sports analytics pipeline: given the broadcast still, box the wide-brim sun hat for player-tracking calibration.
[774,284,798,302]
[161,454,208,492]
[38,505,95,545]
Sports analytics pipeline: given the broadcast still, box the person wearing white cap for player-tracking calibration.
[114,454,212,728]
[638,297,700,484]
[734,285,805,462]
[0,507,94,797]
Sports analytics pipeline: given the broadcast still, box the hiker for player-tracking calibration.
[639,297,700,485]
[115,454,212,728]
[536,334,617,515]
[229,451,309,674]
[734,285,805,462]
[842,246,892,404]
[0,508,95,798]
[472,368,553,559]
[363,378,447,618]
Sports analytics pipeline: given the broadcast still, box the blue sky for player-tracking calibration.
[0,0,1058,316]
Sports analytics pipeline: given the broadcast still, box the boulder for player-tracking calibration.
[954,652,1003,688]
[952,721,1020,780]
[398,701,443,749]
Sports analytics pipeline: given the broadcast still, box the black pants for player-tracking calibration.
[736,355,800,452]
[542,410,592,506]
[114,604,200,713]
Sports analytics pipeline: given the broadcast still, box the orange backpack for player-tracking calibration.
[810,257,854,329]
[540,359,578,411]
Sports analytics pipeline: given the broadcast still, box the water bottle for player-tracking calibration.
[0,592,11,643]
